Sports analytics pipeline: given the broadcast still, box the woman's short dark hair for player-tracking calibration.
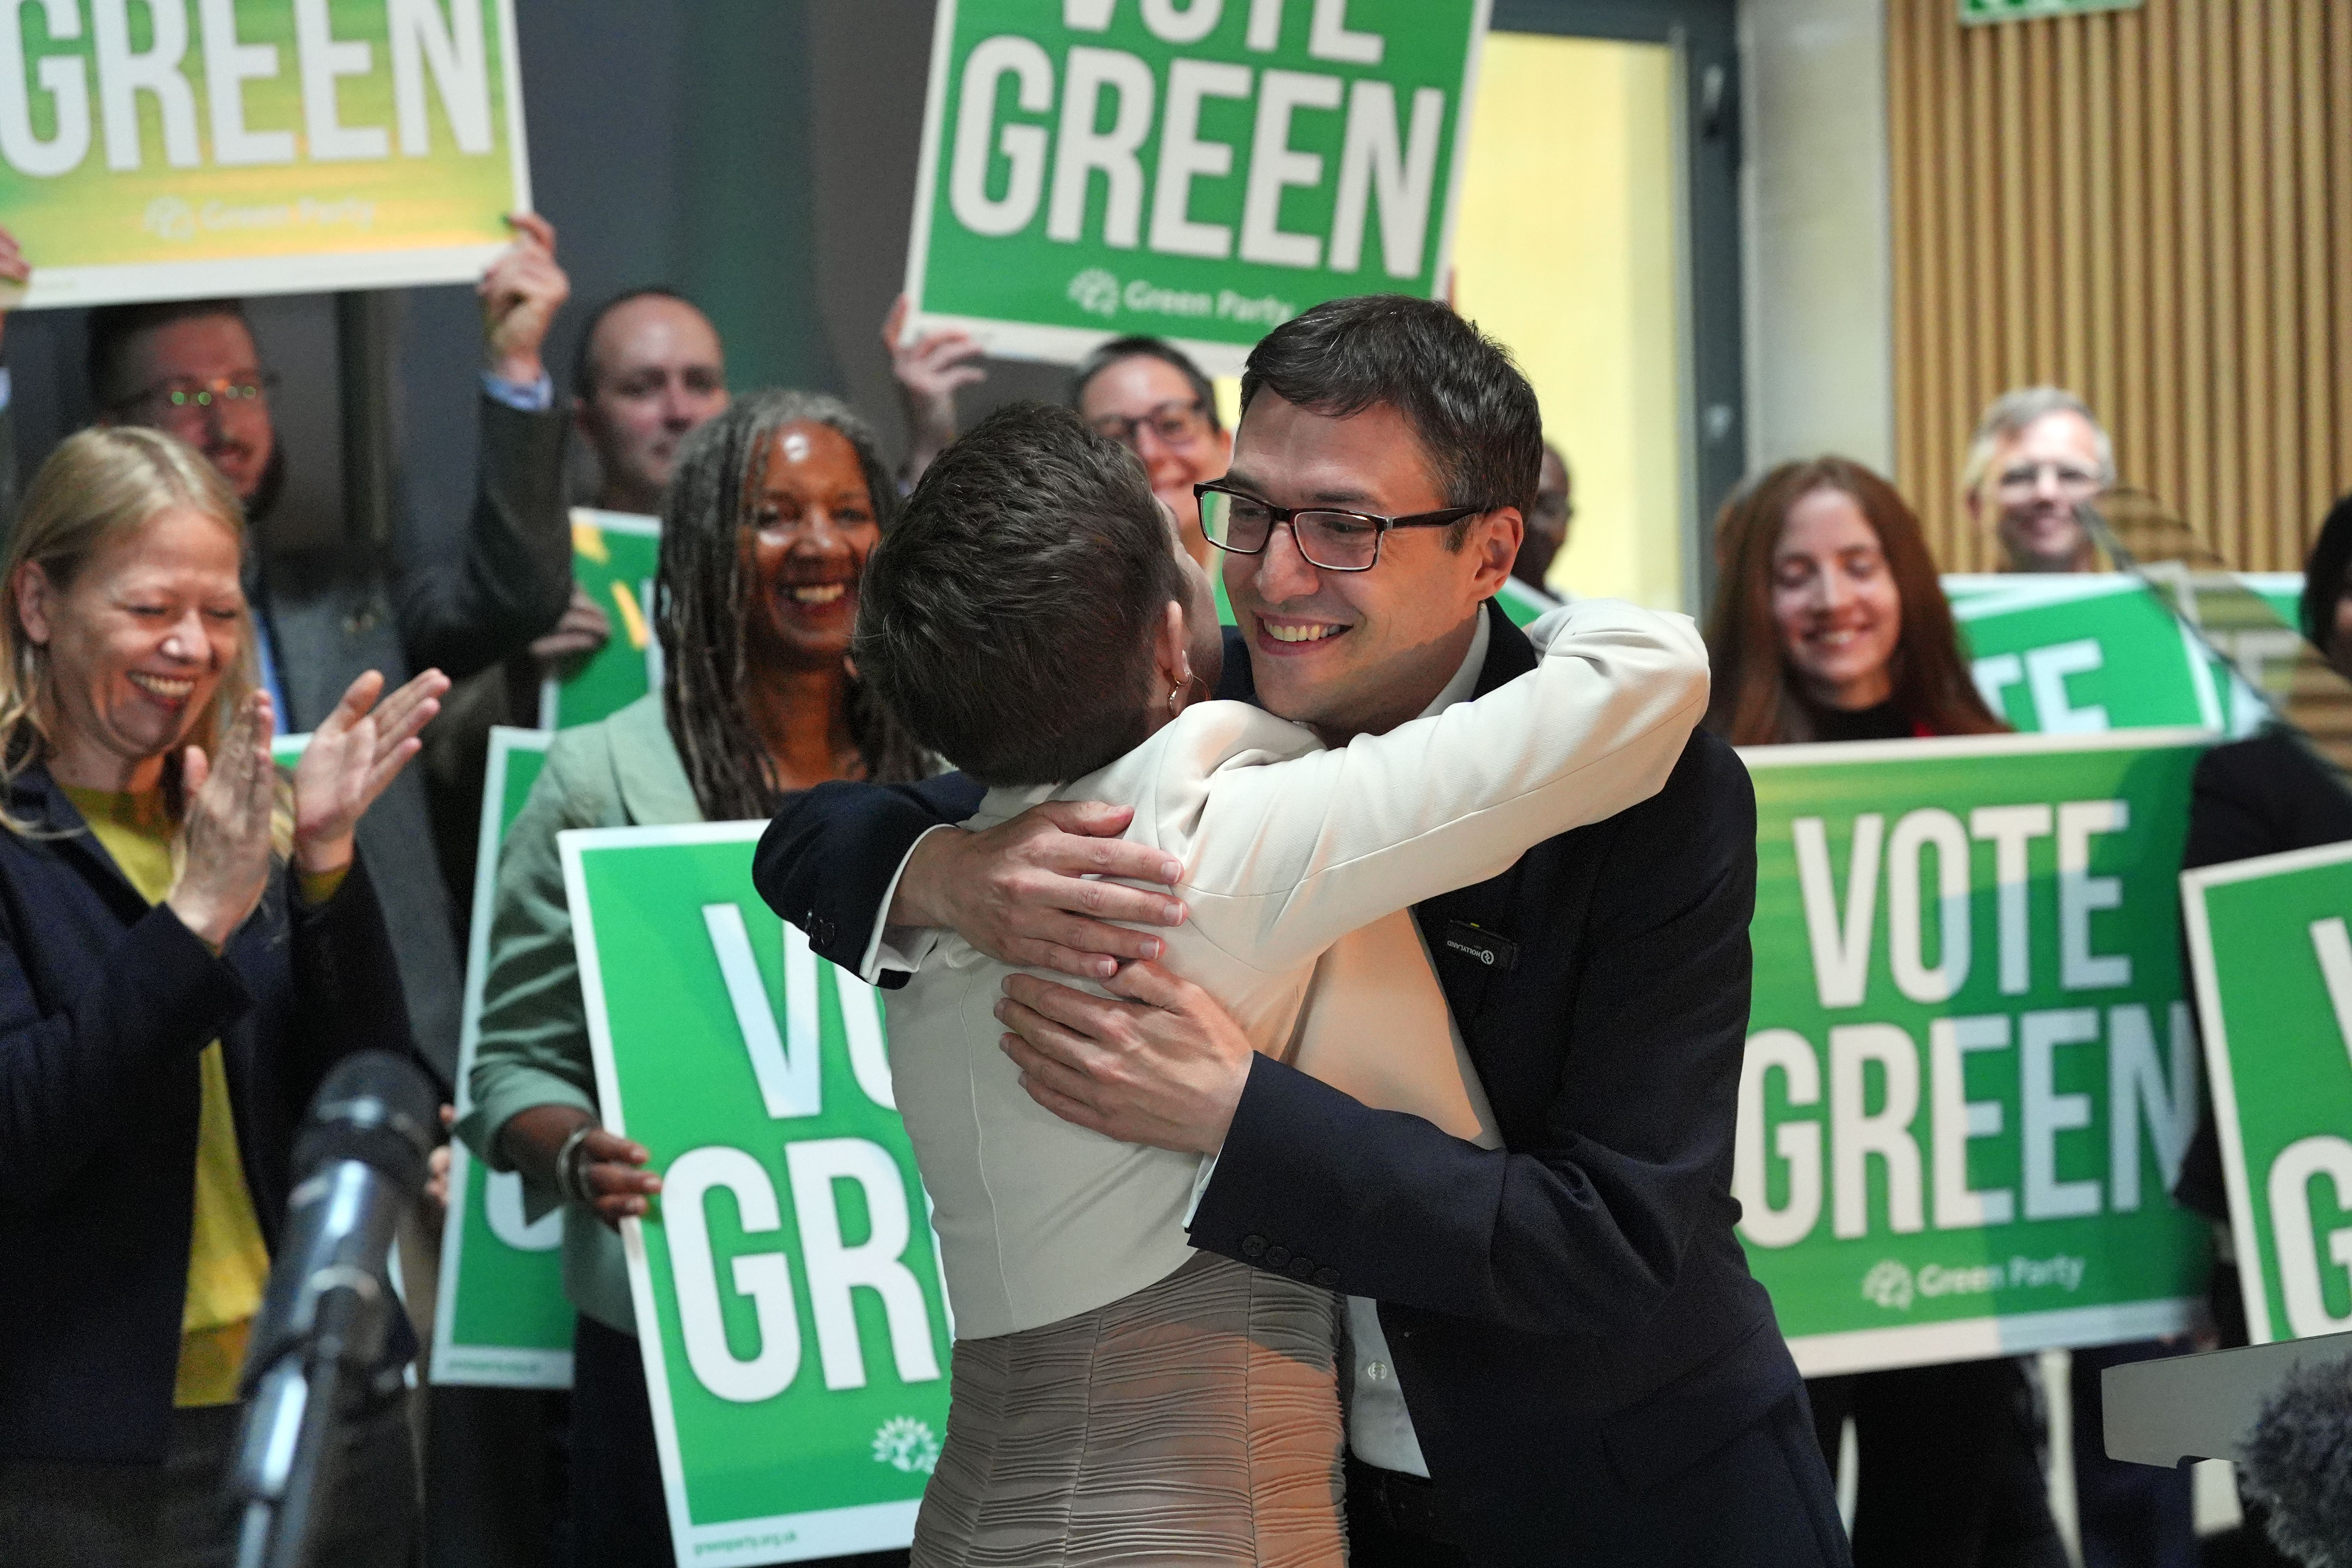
[854,402,1186,787]
[1239,294,1541,526]
[1068,336,1221,432]
[2300,491,2352,657]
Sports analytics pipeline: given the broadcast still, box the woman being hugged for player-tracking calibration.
[1706,458,2057,1568]
[459,390,927,1568]
[0,427,445,1567]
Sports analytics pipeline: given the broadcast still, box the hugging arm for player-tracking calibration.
[1184,599,1708,971]
[1186,735,1759,1334]
[753,776,1189,984]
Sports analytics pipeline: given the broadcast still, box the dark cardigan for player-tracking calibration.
[0,762,420,1464]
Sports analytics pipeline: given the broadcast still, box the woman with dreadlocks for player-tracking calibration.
[460,390,927,1568]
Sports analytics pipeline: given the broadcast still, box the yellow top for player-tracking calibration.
[61,785,347,1408]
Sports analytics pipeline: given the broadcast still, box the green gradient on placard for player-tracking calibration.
[0,0,520,287]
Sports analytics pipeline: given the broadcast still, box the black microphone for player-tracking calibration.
[2235,1349,2352,1568]
[227,1051,438,1568]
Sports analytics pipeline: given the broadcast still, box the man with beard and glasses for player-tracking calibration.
[69,213,575,1083]
[763,295,1847,1567]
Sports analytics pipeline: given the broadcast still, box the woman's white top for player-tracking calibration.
[880,600,1709,1340]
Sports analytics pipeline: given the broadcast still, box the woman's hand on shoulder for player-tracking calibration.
[167,691,277,950]
[291,668,450,876]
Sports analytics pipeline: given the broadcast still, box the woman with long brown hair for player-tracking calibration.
[1707,456,2001,745]
[1705,457,2057,1568]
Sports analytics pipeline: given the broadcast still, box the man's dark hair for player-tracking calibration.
[1240,295,1543,533]
[572,285,702,400]
[86,298,250,410]
[1068,336,1222,433]
[855,401,1186,786]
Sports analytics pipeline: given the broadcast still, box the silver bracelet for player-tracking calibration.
[552,1122,598,1207]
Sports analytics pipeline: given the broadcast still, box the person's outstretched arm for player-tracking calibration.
[753,776,1187,985]
[1176,598,1706,972]
[1004,731,1758,1337]
[394,214,573,681]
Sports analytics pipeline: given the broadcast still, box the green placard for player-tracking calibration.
[1735,729,2215,1375]
[540,509,661,730]
[2,0,530,309]
[1960,0,2140,23]
[1952,576,2220,735]
[2183,841,2352,1344]
[431,726,570,1386]
[1490,575,1557,629]
[902,0,1488,375]
[565,824,950,1566]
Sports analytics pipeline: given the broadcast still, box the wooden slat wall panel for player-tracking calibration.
[1889,0,2352,572]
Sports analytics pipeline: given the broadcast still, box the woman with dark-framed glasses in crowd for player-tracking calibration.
[886,303,1234,559]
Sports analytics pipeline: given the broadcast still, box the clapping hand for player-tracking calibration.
[291,669,450,876]
[166,691,278,951]
[480,212,570,388]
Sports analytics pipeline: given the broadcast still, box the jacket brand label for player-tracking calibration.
[1442,922,1518,972]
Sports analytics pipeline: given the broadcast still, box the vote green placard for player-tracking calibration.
[2183,841,2352,1344]
[430,726,570,1387]
[903,0,1487,374]
[565,824,950,1566]
[1734,729,2216,1375]
[540,509,661,730]
[1952,576,2220,735]
[2,0,529,308]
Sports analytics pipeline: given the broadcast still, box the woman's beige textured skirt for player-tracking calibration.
[912,1252,1347,1566]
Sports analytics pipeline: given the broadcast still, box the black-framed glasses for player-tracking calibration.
[117,371,280,421]
[1194,482,1490,573]
[1091,398,1211,453]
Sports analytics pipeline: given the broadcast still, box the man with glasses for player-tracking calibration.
[761,294,1842,1566]
[63,214,575,1083]
[1961,386,2114,573]
[888,305,1232,563]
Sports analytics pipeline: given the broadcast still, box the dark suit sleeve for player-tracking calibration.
[755,774,989,981]
[0,903,250,1216]
[284,855,432,1105]
[1187,737,1758,1338]
[392,394,571,681]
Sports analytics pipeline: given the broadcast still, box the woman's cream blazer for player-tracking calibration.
[883,600,1710,1339]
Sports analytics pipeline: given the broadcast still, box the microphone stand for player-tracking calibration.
[230,1168,401,1568]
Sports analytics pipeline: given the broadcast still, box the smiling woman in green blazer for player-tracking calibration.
[458,390,927,1568]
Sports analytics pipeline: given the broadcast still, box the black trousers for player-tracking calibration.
[1808,1360,2067,1568]
[1349,1390,1849,1567]
[569,1314,908,1568]
[2067,1339,2197,1568]
[0,1393,417,1568]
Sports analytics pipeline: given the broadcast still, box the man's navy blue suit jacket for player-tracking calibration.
[755,602,1842,1564]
